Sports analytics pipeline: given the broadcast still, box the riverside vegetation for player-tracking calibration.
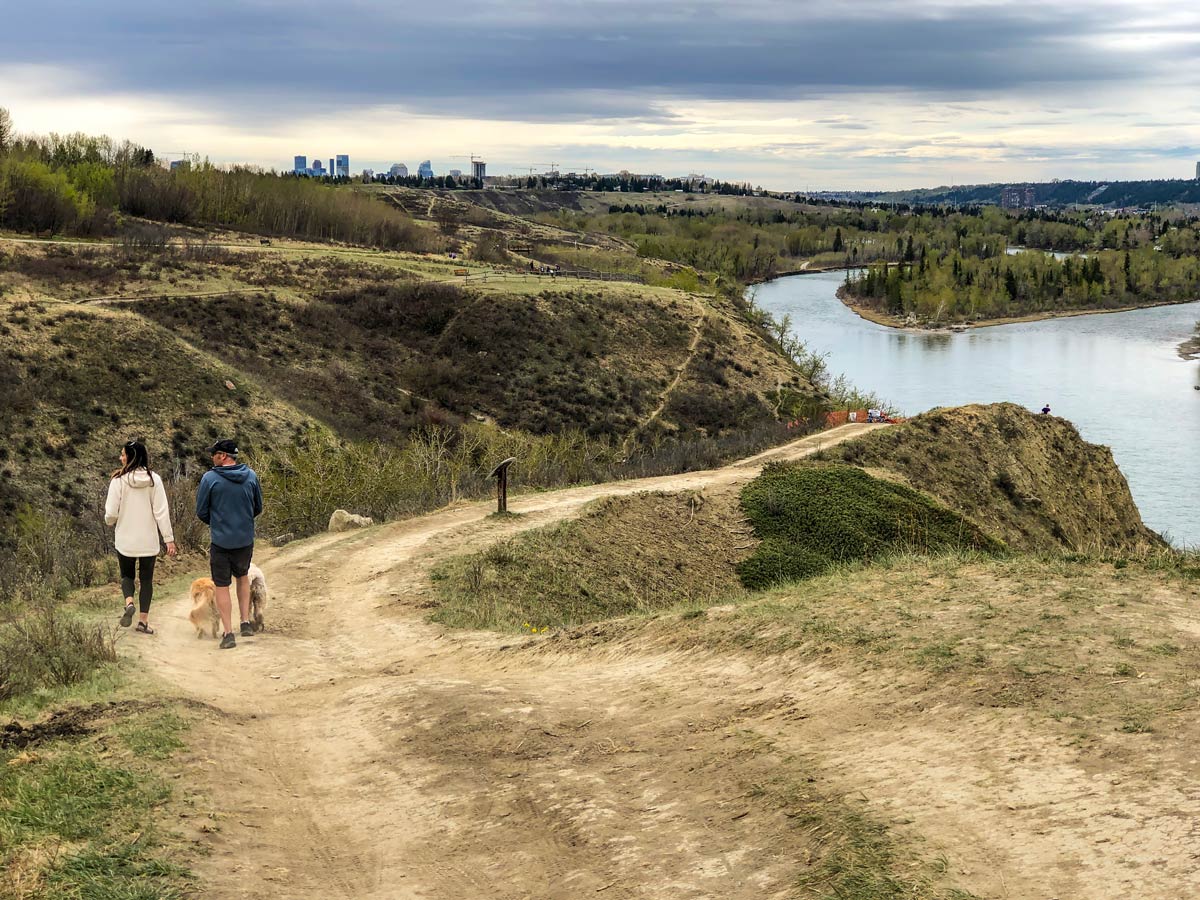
[532,196,1200,324]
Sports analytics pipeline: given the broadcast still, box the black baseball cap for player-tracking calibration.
[206,439,239,456]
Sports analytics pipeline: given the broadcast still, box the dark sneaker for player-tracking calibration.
[240,621,254,637]
[120,603,135,627]
[219,632,237,650]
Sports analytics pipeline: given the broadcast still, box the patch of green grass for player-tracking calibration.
[0,711,191,900]
[114,711,187,761]
[1,632,193,900]
[737,463,1004,589]
[745,763,978,900]
[46,841,189,900]
[0,750,167,841]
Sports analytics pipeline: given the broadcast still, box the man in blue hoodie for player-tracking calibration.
[196,439,263,649]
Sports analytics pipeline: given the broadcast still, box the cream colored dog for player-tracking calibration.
[188,564,268,638]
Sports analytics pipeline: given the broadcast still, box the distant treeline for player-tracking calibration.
[542,200,1200,286]
[0,111,435,249]
[836,178,1200,210]
[843,249,1200,322]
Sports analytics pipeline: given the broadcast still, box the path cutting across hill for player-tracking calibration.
[131,421,1200,899]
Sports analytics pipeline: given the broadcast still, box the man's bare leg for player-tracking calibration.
[234,574,251,626]
[214,585,234,635]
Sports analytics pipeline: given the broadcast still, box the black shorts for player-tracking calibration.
[209,544,254,587]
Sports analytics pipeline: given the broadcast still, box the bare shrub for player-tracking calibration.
[1,507,104,603]
[119,223,171,254]
[0,600,117,701]
[470,232,508,263]
[163,475,208,553]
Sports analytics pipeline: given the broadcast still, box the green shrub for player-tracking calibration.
[737,463,1003,589]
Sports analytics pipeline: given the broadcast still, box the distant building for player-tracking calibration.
[471,159,486,181]
[1196,161,1200,180]
[417,160,434,179]
[169,159,189,172]
[1000,186,1036,209]
[336,154,349,178]
[294,155,307,175]
[310,159,326,177]
[449,169,463,178]
[329,158,335,178]
[389,163,408,178]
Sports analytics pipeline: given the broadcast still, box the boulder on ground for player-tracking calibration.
[328,509,374,532]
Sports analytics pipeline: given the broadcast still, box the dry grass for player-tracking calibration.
[431,490,752,630]
[604,550,1200,741]
[820,404,1163,554]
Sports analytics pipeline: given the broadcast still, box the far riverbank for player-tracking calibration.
[835,283,1200,333]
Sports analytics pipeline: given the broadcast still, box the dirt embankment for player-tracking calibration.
[431,404,1162,634]
[1181,322,1200,360]
[824,402,1163,553]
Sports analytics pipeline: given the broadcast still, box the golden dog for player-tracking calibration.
[188,564,268,638]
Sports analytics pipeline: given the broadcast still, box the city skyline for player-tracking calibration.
[2,1,1199,191]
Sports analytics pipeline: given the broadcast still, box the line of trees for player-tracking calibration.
[0,110,435,250]
[539,199,1200,318]
[843,248,1200,322]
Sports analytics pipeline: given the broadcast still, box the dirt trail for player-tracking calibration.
[132,422,1200,898]
[623,300,708,451]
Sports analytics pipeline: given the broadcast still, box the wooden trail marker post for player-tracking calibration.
[489,457,517,514]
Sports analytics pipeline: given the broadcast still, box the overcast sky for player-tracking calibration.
[3,0,1199,189]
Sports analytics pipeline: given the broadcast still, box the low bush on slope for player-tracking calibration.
[822,403,1163,553]
[736,463,1004,589]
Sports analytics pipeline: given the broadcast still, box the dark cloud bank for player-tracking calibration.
[3,1,1182,122]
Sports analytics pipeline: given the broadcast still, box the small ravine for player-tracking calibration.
[753,271,1200,547]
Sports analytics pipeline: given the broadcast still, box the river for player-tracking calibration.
[753,271,1200,547]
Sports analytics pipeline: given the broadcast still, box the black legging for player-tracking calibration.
[117,553,156,614]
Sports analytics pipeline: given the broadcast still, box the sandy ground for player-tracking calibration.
[130,422,1200,898]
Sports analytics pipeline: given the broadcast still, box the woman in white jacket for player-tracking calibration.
[104,441,176,634]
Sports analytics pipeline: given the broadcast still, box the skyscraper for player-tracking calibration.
[336,154,349,178]
[294,155,307,174]
[417,160,434,180]
[389,163,408,178]
[471,159,486,182]
[329,158,335,179]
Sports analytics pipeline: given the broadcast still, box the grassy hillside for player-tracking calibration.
[562,548,1200,739]
[128,281,808,441]
[820,403,1163,553]
[431,403,1163,631]
[0,298,312,523]
[0,229,822,571]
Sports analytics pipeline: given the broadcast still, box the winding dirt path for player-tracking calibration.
[134,426,872,898]
[131,422,1200,899]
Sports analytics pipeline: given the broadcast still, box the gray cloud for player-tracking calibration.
[3,1,1195,124]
